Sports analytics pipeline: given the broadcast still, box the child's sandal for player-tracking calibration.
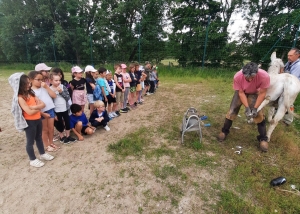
[50,143,60,150]
[46,146,56,152]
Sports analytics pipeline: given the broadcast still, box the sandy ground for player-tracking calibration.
[0,78,229,214]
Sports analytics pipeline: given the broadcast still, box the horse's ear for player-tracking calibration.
[271,52,276,61]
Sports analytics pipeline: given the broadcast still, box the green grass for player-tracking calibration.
[106,67,300,213]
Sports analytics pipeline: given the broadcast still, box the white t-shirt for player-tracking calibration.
[32,87,55,112]
[50,84,67,112]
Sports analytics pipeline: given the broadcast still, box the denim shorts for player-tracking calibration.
[41,108,55,119]
[87,94,94,104]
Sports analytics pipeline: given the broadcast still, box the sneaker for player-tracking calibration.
[40,153,54,161]
[125,106,131,111]
[260,141,268,152]
[134,102,138,106]
[112,112,119,117]
[104,125,110,131]
[119,109,128,113]
[30,159,45,168]
[146,92,151,95]
[62,137,70,144]
[60,136,67,143]
[109,112,116,118]
[115,111,121,116]
[67,136,77,143]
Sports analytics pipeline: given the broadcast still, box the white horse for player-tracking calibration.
[257,52,300,141]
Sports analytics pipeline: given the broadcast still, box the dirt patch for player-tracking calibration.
[0,78,230,213]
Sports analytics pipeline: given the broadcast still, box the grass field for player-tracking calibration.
[1,66,300,213]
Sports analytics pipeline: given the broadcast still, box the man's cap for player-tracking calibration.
[242,62,258,76]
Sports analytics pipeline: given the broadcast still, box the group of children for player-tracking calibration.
[9,61,159,168]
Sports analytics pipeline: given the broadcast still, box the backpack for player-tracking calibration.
[93,83,103,101]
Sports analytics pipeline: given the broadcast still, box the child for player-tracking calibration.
[121,63,132,110]
[97,67,109,107]
[51,67,72,100]
[149,66,156,94]
[70,66,87,111]
[89,100,110,131]
[85,65,98,115]
[50,73,77,144]
[28,71,59,152]
[35,63,52,86]
[106,71,118,118]
[128,63,138,109]
[138,66,147,103]
[9,73,54,167]
[70,104,95,141]
[114,64,126,114]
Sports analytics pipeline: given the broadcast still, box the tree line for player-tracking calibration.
[0,0,299,67]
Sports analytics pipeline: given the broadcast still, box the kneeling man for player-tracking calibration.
[217,62,270,152]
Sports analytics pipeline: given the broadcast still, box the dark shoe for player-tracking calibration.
[134,102,137,106]
[62,137,70,144]
[115,111,120,116]
[125,106,131,111]
[217,132,226,142]
[260,141,268,152]
[60,136,66,143]
[67,136,77,143]
[120,109,128,113]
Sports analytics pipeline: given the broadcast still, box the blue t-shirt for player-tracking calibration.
[70,112,88,129]
[97,77,109,96]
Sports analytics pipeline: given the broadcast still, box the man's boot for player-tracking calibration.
[257,119,268,152]
[217,118,232,142]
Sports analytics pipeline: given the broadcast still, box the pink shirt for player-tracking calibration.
[233,69,270,94]
[122,72,131,88]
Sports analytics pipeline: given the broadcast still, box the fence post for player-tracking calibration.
[24,34,30,63]
[138,21,141,63]
[51,31,57,66]
[293,22,300,48]
[202,16,211,68]
[90,34,93,66]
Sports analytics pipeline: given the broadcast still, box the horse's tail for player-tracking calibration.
[283,78,299,118]
[283,80,292,114]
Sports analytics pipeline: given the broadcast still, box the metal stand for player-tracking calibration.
[181,107,202,144]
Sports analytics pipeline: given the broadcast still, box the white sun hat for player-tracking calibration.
[84,65,97,72]
[35,63,52,71]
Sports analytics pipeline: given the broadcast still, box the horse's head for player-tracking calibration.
[268,52,284,75]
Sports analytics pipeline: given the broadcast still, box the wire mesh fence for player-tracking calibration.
[0,17,300,69]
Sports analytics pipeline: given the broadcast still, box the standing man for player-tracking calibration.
[283,47,300,125]
[217,62,271,152]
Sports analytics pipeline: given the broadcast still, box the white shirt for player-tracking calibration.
[32,87,55,112]
[50,84,67,112]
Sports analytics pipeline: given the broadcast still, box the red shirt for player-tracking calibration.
[233,69,270,94]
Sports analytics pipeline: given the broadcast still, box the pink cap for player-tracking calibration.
[71,66,83,73]
[35,63,52,71]
[121,64,127,69]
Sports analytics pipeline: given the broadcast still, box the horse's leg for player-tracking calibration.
[257,96,270,112]
[268,106,275,122]
[267,105,286,141]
